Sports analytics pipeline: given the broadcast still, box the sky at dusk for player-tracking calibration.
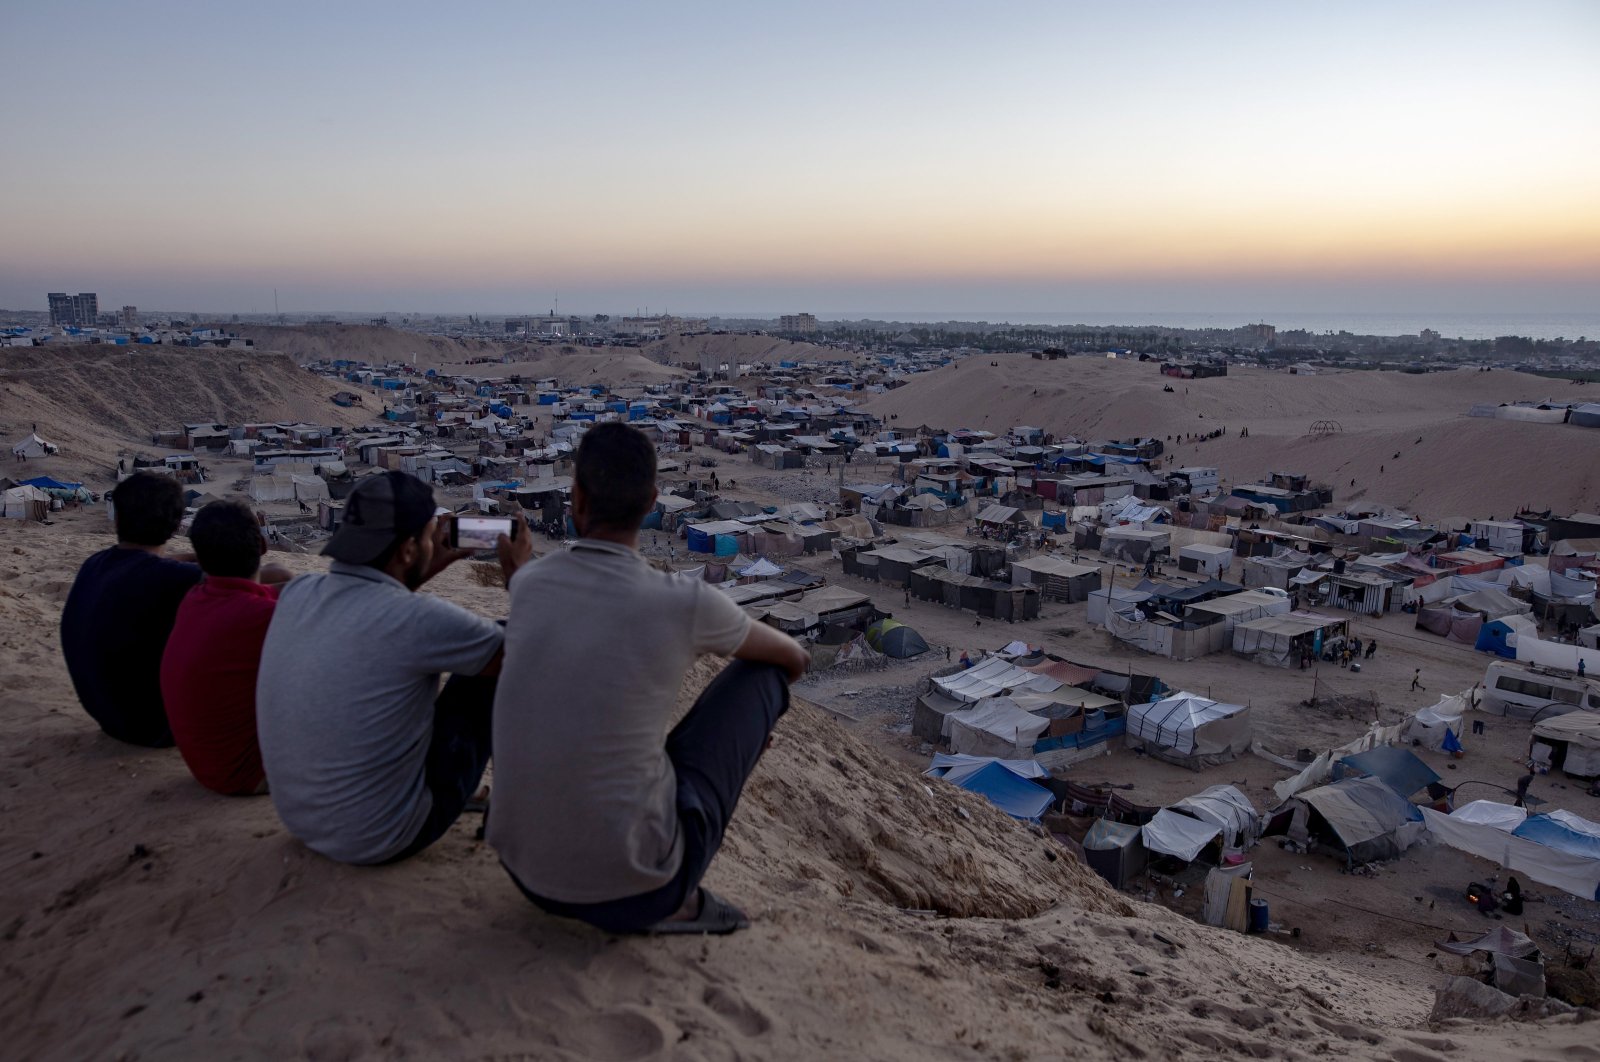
[2,0,1597,317]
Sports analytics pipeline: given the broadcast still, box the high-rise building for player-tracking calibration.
[779,312,818,335]
[121,305,139,328]
[47,292,99,327]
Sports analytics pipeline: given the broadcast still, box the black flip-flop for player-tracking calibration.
[646,888,750,935]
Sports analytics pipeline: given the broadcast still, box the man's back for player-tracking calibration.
[160,576,278,795]
[60,547,201,746]
[256,562,502,864]
[490,540,749,903]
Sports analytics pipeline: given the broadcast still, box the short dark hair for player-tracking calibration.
[110,472,185,546]
[575,422,657,532]
[189,500,263,577]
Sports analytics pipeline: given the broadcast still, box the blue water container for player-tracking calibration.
[1248,898,1269,933]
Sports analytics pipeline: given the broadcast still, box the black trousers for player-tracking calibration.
[380,673,496,864]
[507,660,790,932]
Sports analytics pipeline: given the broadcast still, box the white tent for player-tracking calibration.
[1402,692,1467,750]
[1127,692,1251,766]
[942,697,1051,759]
[249,476,296,503]
[10,433,58,459]
[737,557,784,578]
[292,474,330,503]
[1167,785,1260,849]
[1531,712,1600,777]
[933,656,1064,704]
[3,484,51,520]
[1142,808,1222,862]
[1421,805,1600,901]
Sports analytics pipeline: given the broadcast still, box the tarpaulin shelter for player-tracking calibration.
[3,484,50,520]
[928,757,1053,820]
[1167,785,1260,849]
[1142,807,1222,863]
[10,433,58,459]
[1338,746,1440,799]
[1422,804,1600,900]
[1009,555,1101,602]
[926,753,1047,784]
[1082,818,1148,887]
[1436,926,1540,960]
[1475,614,1538,658]
[1127,692,1251,768]
[942,697,1051,759]
[1232,611,1347,668]
[864,618,930,659]
[1513,810,1600,861]
[1277,776,1425,865]
[1530,712,1600,777]
[1402,693,1467,751]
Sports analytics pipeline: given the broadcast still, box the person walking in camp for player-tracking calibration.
[1411,668,1425,692]
[1365,638,1377,659]
[256,471,532,866]
[490,423,808,935]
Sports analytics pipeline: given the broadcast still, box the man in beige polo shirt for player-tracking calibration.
[490,422,809,934]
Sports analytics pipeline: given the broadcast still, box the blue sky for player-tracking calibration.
[2,0,1597,316]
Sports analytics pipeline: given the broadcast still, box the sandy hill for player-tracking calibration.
[435,345,692,387]
[224,323,514,366]
[0,347,370,482]
[863,359,1600,516]
[643,333,851,367]
[2,518,1592,1060]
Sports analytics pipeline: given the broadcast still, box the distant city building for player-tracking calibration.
[48,292,98,327]
[1419,328,1441,343]
[121,305,139,328]
[1243,322,1275,345]
[506,313,573,335]
[779,312,818,334]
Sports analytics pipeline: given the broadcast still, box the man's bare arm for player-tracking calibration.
[732,621,810,683]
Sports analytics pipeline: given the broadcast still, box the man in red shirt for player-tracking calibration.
[160,500,282,795]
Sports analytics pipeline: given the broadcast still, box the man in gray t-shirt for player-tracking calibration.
[491,423,809,934]
[257,471,531,865]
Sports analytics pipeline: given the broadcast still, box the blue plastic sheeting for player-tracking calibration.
[489,403,513,418]
[685,526,714,553]
[926,753,1048,785]
[1475,619,1520,658]
[1338,746,1440,798]
[713,534,739,557]
[1040,510,1067,530]
[641,511,663,530]
[538,393,560,404]
[21,476,81,490]
[940,761,1053,821]
[1513,815,1600,861]
[1033,716,1126,754]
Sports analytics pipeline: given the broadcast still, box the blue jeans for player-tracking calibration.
[505,660,790,932]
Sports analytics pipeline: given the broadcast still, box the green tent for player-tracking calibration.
[865,618,930,659]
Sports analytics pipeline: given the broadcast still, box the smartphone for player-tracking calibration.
[450,515,515,550]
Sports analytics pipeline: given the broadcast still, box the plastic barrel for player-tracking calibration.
[1248,898,1269,933]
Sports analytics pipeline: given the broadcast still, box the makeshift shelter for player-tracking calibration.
[1126,692,1251,769]
[1232,612,1347,667]
[925,754,1053,820]
[1402,693,1467,751]
[1530,712,1600,777]
[1421,803,1600,901]
[864,618,930,659]
[1167,785,1260,850]
[1008,555,1102,602]
[1475,614,1538,658]
[1337,746,1440,799]
[1101,526,1170,564]
[1082,818,1148,888]
[1275,776,1425,865]
[10,433,58,459]
[1141,807,1222,863]
[1086,586,1152,625]
[943,697,1051,759]
[2,484,50,521]
[1177,543,1234,577]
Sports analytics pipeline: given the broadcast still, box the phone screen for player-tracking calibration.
[453,516,513,550]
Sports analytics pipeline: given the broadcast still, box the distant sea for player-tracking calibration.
[826,312,1599,342]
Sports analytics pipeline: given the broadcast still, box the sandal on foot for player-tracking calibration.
[646,888,750,935]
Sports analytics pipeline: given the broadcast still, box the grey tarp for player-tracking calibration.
[1292,776,1425,864]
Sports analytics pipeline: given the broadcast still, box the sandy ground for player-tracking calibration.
[863,358,1600,517]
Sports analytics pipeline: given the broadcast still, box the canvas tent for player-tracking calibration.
[1126,692,1251,768]
[1338,746,1439,799]
[1422,803,1600,900]
[1530,712,1600,777]
[1142,808,1222,863]
[1402,693,1467,751]
[1232,611,1347,668]
[1167,785,1260,850]
[3,484,50,521]
[942,697,1051,758]
[925,755,1053,820]
[10,433,58,459]
[1081,818,1148,888]
[1276,776,1425,865]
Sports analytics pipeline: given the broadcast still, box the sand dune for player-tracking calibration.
[224,323,514,366]
[2,518,1594,1060]
[864,359,1600,515]
[0,348,369,481]
[643,332,849,366]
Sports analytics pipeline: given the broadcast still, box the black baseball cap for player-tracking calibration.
[323,471,437,565]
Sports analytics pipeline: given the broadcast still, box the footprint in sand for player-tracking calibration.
[701,984,772,1038]
[560,1007,670,1061]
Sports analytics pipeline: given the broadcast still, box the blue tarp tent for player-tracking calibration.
[685,526,714,553]
[489,403,514,418]
[714,534,739,557]
[1338,746,1440,798]
[1475,618,1521,658]
[1513,814,1600,862]
[21,476,82,491]
[934,760,1052,821]
[1040,510,1067,530]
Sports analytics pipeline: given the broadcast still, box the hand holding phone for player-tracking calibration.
[451,515,516,551]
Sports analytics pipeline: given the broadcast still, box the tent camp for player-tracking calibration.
[925,754,1053,820]
[1530,712,1600,778]
[1272,776,1425,865]
[1081,818,1148,888]
[10,433,58,460]
[864,618,930,659]
[1126,692,1251,769]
